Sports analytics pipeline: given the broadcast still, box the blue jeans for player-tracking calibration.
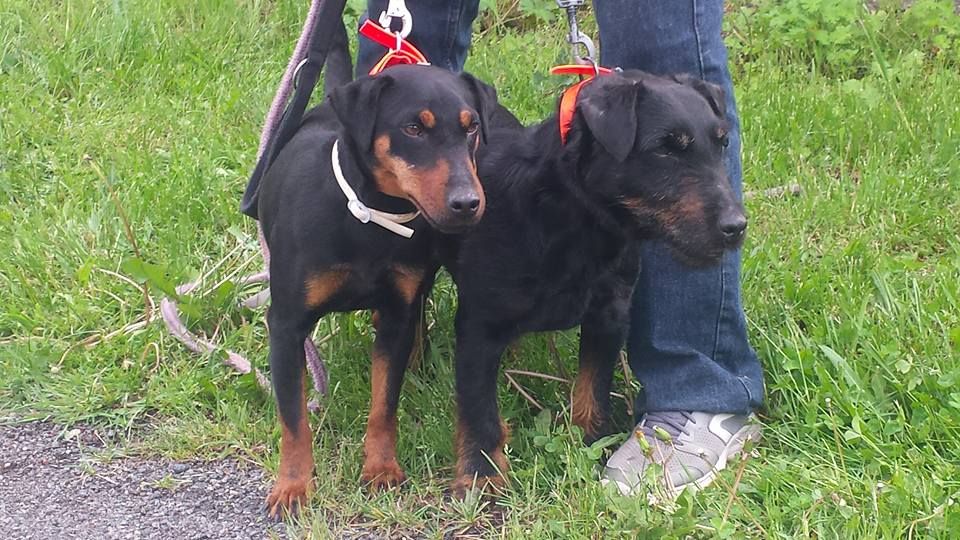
[596,1,764,415]
[357,0,765,415]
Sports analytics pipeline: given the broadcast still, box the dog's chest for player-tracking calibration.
[319,263,426,312]
[524,285,593,331]
[520,237,611,332]
[302,230,437,312]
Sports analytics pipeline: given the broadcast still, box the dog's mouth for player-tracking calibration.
[624,197,743,267]
[667,242,725,267]
[621,205,731,266]
[407,197,481,235]
[662,228,733,268]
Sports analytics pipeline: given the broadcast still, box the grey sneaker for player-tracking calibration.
[602,411,761,498]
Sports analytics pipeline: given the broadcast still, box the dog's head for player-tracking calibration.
[329,65,497,233]
[571,70,747,264]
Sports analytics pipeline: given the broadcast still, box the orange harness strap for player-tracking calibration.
[551,64,613,144]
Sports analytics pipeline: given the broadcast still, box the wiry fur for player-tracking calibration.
[441,70,748,495]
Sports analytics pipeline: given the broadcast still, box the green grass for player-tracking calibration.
[2,1,960,538]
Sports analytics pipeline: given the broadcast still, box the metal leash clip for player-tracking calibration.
[379,0,413,40]
[556,0,598,73]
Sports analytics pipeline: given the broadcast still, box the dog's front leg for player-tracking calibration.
[572,314,629,443]
[360,300,421,491]
[450,311,514,498]
[572,272,636,443]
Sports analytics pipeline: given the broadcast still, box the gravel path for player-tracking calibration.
[0,420,286,540]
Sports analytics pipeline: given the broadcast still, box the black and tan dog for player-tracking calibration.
[257,64,498,516]
[441,70,748,495]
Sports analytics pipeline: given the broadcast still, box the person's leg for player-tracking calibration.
[356,0,480,76]
[595,0,764,496]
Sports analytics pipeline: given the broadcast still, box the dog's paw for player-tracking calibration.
[449,473,506,500]
[265,476,312,520]
[361,459,407,492]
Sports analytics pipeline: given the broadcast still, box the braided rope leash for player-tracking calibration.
[162,2,423,410]
[161,0,328,407]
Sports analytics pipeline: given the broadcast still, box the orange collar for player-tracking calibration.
[359,20,429,75]
[551,64,613,144]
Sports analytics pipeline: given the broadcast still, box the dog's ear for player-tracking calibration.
[458,72,498,144]
[328,75,394,153]
[578,78,644,163]
[674,74,726,119]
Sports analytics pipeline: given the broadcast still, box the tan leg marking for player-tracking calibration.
[361,348,406,491]
[451,416,510,498]
[571,362,602,439]
[266,372,314,518]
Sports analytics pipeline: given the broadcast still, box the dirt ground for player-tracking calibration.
[0,419,287,540]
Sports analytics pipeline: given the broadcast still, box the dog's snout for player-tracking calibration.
[447,191,481,215]
[718,211,747,243]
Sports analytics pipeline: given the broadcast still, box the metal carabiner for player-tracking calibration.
[555,0,597,67]
[378,0,413,39]
[570,32,597,67]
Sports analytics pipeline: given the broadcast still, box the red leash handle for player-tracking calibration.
[551,64,614,144]
[359,20,428,74]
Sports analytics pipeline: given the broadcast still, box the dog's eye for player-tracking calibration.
[717,131,730,148]
[402,123,424,137]
[664,133,693,152]
[466,121,480,135]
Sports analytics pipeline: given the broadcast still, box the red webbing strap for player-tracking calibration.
[359,20,429,75]
[551,64,614,144]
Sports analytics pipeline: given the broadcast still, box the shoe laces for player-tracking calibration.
[640,411,696,440]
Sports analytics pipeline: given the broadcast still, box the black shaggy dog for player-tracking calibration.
[256,64,499,516]
[441,70,748,495]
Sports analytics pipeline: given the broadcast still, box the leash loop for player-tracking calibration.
[378,0,413,39]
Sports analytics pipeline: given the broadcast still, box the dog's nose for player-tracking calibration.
[448,193,481,215]
[719,213,747,242]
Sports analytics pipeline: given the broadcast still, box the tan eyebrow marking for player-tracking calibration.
[460,110,474,129]
[419,110,436,129]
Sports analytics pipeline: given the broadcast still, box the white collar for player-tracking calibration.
[331,139,420,238]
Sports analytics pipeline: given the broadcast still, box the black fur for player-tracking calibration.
[258,64,505,514]
[442,70,748,492]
